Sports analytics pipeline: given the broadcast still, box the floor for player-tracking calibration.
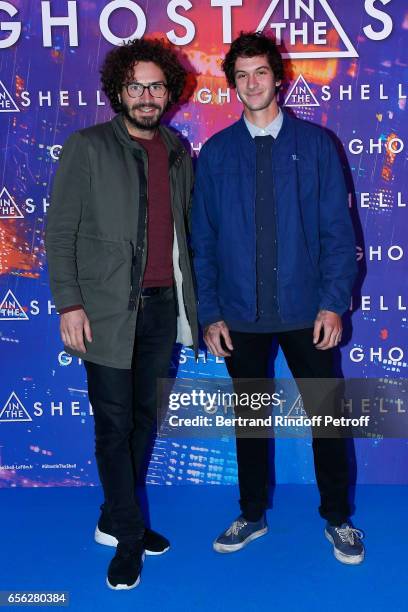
[1,485,407,612]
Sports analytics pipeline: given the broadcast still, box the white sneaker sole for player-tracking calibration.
[106,575,141,590]
[95,526,118,547]
[95,525,170,556]
[325,530,365,565]
[213,527,268,553]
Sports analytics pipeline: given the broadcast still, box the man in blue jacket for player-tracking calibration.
[191,32,364,564]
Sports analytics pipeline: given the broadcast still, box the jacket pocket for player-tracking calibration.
[76,234,128,283]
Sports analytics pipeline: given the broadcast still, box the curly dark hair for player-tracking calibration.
[100,38,187,113]
[222,31,284,88]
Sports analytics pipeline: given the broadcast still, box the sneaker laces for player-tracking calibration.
[335,525,364,545]
[226,518,247,536]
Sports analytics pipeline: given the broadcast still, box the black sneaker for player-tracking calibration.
[107,541,145,590]
[143,528,170,555]
[95,513,170,556]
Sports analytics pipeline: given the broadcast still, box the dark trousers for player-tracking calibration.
[85,287,177,542]
[224,327,350,526]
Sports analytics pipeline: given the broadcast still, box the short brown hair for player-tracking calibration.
[222,31,284,88]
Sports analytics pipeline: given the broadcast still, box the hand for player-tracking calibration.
[204,320,233,358]
[60,309,93,353]
[313,310,342,350]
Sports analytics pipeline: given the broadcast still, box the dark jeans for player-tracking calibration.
[85,287,177,542]
[224,327,350,526]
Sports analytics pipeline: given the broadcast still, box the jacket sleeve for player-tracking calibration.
[317,132,357,315]
[45,131,90,312]
[191,147,223,327]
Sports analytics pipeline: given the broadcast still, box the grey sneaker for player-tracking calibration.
[325,523,365,565]
[213,515,268,553]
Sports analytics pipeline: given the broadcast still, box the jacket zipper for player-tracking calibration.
[129,150,148,311]
[138,153,148,309]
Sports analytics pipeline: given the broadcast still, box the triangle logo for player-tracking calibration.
[287,393,306,417]
[284,74,320,107]
[0,290,29,320]
[257,0,358,59]
[0,81,20,112]
[0,187,24,219]
[0,392,32,422]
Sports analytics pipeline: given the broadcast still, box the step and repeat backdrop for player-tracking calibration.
[0,0,407,487]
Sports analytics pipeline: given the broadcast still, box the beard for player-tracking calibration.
[121,100,164,131]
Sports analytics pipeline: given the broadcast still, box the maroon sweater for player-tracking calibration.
[132,132,173,288]
[60,131,173,314]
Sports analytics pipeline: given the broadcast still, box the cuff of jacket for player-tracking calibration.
[200,315,224,329]
[318,303,346,316]
[59,304,84,315]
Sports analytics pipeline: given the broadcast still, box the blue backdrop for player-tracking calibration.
[0,0,407,487]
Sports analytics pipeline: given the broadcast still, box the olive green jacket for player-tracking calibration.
[46,113,199,368]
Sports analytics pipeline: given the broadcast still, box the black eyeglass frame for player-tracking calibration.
[123,82,169,98]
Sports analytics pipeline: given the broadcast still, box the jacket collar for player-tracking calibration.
[111,113,186,168]
[235,107,297,156]
[237,107,294,138]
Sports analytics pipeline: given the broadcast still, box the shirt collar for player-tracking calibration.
[244,108,283,139]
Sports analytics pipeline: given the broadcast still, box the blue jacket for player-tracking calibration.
[191,110,357,327]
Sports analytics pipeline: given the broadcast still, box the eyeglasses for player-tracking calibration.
[124,82,168,98]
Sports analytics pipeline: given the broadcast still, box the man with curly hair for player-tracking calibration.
[192,32,364,564]
[46,38,198,590]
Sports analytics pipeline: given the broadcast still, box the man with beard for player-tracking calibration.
[46,38,198,589]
